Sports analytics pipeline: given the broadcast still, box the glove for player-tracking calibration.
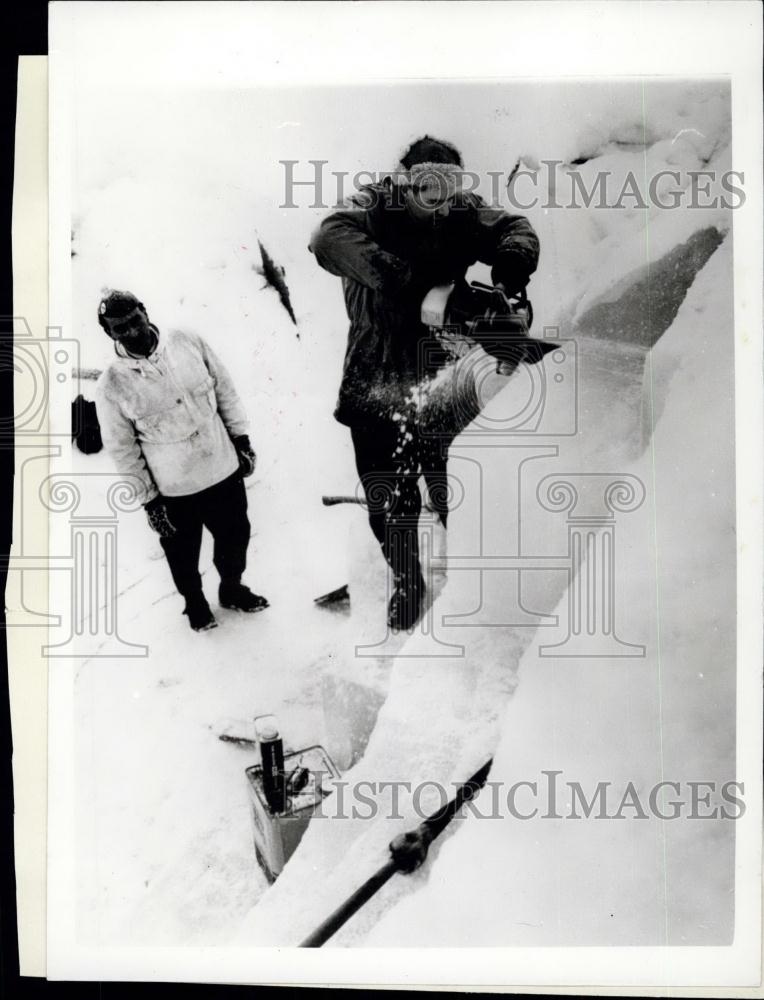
[144,495,177,538]
[233,435,256,477]
[491,267,531,299]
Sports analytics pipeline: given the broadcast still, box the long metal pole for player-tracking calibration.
[300,860,398,948]
[300,758,493,947]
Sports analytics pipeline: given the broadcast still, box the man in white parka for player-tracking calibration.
[95,289,268,632]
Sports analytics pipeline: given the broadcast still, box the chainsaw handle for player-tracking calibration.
[470,280,532,321]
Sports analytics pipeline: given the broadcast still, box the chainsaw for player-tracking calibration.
[421,279,558,375]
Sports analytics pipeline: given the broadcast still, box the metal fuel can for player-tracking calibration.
[245,744,340,882]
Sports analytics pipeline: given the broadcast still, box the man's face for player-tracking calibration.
[103,307,154,355]
[404,178,459,228]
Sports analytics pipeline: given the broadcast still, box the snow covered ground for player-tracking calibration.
[67,79,736,947]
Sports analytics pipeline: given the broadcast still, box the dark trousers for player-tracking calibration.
[160,471,250,601]
[350,422,449,585]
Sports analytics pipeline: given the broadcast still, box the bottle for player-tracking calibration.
[258,722,285,814]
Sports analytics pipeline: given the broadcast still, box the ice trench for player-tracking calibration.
[237,225,730,946]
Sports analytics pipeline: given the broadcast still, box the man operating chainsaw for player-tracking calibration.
[309,136,540,630]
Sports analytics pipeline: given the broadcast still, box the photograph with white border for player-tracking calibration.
[42,0,762,988]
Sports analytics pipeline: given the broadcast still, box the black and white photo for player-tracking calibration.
[26,0,762,988]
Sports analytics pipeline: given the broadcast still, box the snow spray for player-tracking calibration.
[256,717,285,814]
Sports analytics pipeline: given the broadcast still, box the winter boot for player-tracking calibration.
[219,579,269,613]
[387,572,426,632]
[183,592,218,632]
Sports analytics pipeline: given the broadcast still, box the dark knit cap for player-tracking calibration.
[399,136,463,170]
[98,290,145,330]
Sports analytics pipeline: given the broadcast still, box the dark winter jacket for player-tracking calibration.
[309,182,540,426]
